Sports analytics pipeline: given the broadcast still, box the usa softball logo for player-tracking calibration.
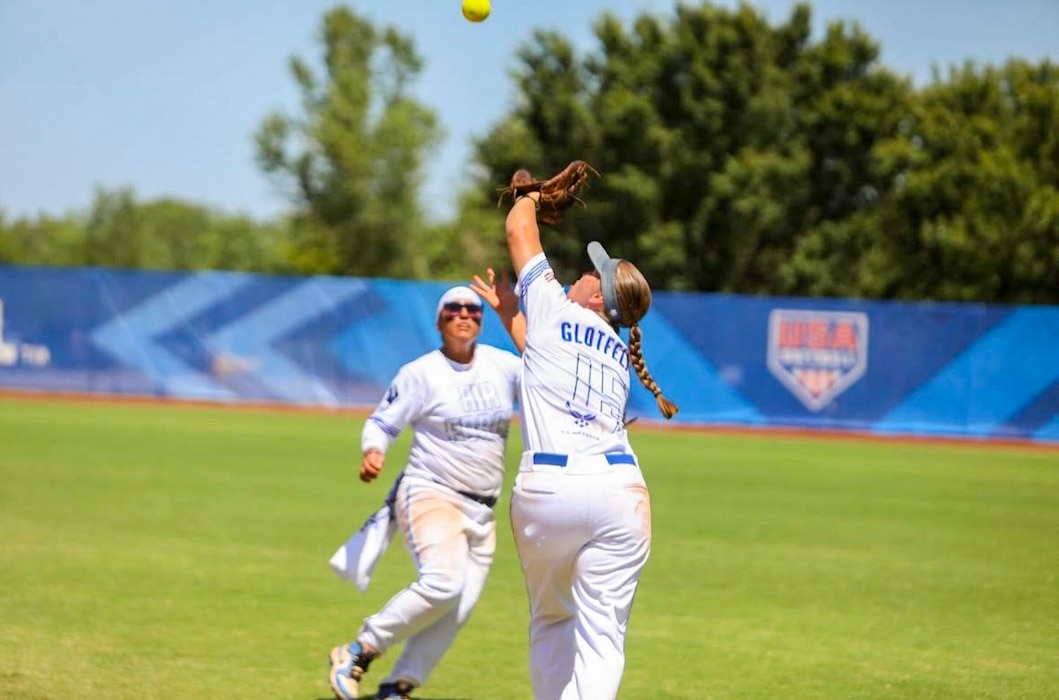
[766,309,869,412]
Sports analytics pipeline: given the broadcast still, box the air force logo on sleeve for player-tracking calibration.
[766,309,869,412]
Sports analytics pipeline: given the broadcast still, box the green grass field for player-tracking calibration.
[2,396,1058,699]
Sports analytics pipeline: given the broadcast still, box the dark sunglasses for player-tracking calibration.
[441,302,483,318]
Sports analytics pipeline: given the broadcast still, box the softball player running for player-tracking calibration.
[492,169,678,700]
[328,285,521,700]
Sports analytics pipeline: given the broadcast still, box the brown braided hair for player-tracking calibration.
[614,262,679,419]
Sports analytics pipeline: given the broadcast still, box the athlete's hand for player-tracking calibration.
[360,449,385,483]
[471,268,519,321]
[471,268,501,309]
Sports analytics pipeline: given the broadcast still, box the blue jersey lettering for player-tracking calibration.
[559,321,629,369]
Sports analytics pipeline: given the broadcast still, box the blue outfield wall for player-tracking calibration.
[1,265,1058,443]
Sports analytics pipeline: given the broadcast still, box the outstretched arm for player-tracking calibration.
[471,267,525,353]
[504,162,597,271]
[505,182,543,274]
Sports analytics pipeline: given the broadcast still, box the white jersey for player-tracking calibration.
[517,253,634,456]
[361,345,521,499]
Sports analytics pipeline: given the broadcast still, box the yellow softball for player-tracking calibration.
[462,0,491,23]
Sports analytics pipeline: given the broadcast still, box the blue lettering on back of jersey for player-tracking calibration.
[559,321,629,369]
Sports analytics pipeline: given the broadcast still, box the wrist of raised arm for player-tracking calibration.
[515,192,541,209]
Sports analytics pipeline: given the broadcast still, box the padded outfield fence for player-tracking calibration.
[1,264,1057,443]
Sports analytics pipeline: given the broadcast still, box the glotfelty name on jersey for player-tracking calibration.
[560,322,629,369]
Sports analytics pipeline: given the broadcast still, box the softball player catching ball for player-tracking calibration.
[328,285,521,700]
[493,169,678,700]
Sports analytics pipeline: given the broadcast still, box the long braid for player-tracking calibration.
[628,324,679,419]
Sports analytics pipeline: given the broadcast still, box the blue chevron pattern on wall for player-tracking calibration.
[1,265,1056,443]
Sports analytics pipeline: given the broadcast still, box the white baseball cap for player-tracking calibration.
[587,241,623,327]
[435,285,483,318]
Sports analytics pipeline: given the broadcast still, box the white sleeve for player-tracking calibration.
[361,364,425,454]
[517,252,570,335]
[505,350,522,396]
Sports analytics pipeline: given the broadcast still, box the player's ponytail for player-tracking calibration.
[628,323,679,419]
[613,260,678,420]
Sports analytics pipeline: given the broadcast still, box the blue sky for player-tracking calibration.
[2,0,1056,223]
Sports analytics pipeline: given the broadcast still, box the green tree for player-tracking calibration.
[138,199,212,270]
[0,209,83,267]
[1,188,292,274]
[466,3,914,293]
[204,216,290,274]
[878,61,1059,302]
[82,187,144,269]
[463,1,1059,303]
[784,59,1059,303]
[255,6,442,278]
[80,188,217,271]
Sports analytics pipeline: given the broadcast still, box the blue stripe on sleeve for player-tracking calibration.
[519,259,551,297]
[370,416,401,438]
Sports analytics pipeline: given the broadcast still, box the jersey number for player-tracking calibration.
[571,353,627,425]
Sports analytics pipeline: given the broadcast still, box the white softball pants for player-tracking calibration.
[510,453,652,700]
[358,475,496,687]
